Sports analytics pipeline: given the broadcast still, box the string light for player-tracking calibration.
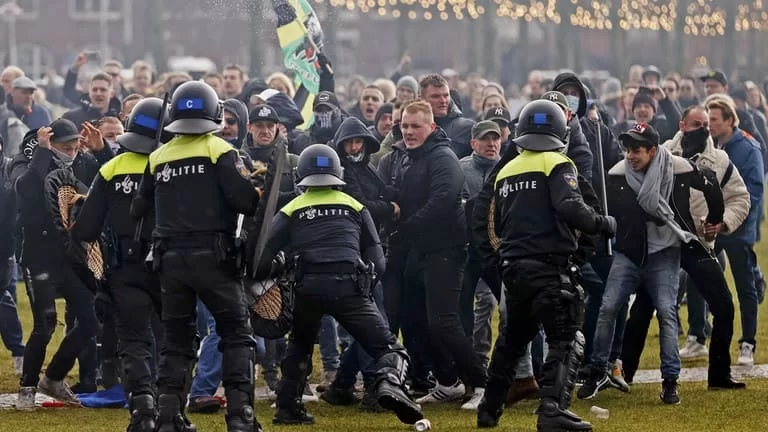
[312,0,767,32]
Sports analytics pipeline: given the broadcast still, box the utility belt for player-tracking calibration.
[295,259,376,298]
[150,232,237,273]
[503,253,583,287]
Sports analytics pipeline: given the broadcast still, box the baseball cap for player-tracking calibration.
[12,76,37,90]
[700,69,728,87]
[49,119,81,143]
[313,91,339,111]
[249,104,280,124]
[472,120,502,140]
[484,107,511,126]
[619,122,660,147]
[541,91,569,112]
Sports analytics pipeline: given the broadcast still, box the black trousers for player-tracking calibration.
[620,241,735,380]
[277,272,403,405]
[157,248,255,409]
[405,246,487,388]
[111,262,162,397]
[485,259,582,409]
[460,254,503,337]
[21,263,99,387]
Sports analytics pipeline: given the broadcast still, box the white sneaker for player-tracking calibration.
[12,357,23,376]
[679,336,708,359]
[738,342,755,366]
[415,381,465,404]
[15,387,36,410]
[38,377,81,405]
[460,387,484,410]
[302,383,319,402]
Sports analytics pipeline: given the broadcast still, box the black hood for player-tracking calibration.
[333,117,380,157]
[552,72,587,118]
[407,127,451,159]
[221,98,249,149]
[267,92,304,131]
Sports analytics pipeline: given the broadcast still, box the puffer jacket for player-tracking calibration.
[664,131,750,249]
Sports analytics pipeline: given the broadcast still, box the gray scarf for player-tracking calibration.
[51,147,75,169]
[624,146,696,244]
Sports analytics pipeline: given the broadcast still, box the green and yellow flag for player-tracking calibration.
[272,0,325,128]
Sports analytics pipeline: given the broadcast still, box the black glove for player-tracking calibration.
[597,215,617,238]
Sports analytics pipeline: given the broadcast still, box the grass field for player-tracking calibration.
[1,226,768,431]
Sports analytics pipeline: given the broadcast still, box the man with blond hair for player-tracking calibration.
[395,100,488,409]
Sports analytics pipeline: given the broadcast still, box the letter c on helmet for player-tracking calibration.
[186,99,194,109]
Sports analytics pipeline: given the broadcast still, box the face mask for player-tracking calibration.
[346,149,366,163]
[315,111,334,129]
[681,127,710,158]
[565,95,580,114]
[51,147,75,168]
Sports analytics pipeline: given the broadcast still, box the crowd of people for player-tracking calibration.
[0,47,766,432]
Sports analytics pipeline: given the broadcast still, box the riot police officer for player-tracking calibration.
[255,144,423,427]
[71,97,171,432]
[474,100,616,431]
[131,81,262,432]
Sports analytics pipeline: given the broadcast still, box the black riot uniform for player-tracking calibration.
[131,82,262,432]
[71,97,172,432]
[255,144,423,426]
[474,100,616,432]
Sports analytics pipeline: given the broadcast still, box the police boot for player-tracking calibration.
[477,379,508,429]
[319,384,359,406]
[273,398,315,425]
[536,400,592,432]
[126,394,156,432]
[225,386,263,432]
[155,394,197,432]
[377,381,424,425]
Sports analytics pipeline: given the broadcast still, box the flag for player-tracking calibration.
[272,0,325,128]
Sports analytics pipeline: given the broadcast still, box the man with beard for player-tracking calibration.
[419,74,475,158]
[349,85,385,127]
[12,119,114,408]
[293,91,347,150]
[243,104,298,204]
[63,72,122,129]
[369,103,394,144]
[618,106,748,390]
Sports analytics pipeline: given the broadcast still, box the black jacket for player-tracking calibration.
[580,116,622,197]
[62,97,122,130]
[377,139,408,189]
[334,117,395,229]
[397,128,466,252]
[12,146,113,266]
[0,156,15,262]
[606,155,724,266]
[435,102,475,159]
[243,134,298,208]
[493,150,602,261]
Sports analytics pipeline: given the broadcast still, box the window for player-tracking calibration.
[68,0,122,20]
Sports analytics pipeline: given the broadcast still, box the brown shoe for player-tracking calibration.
[188,396,221,414]
[506,377,539,406]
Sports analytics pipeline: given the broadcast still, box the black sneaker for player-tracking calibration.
[187,396,221,414]
[273,401,315,425]
[660,378,680,405]
[576,372,611,400]
[708,376,746,391]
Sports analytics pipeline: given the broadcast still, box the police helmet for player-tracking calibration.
[297,144,346,187]
[165,81,223,135]
[117,97,172,154]
[514,100,568,152]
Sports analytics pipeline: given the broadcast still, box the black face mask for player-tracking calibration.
[681,127,710,158]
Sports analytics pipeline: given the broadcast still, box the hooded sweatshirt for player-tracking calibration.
[221,99,249,149]
[436,100,475,159]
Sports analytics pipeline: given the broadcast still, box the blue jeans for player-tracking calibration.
[582,258,626,362]
[0,261,24,357]
[590,248,681,379]
[190,300,222,398]
[318,315,340,372]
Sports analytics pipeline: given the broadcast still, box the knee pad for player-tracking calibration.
[374,344,410,387]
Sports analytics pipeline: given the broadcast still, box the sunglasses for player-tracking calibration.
[225,118,238,126]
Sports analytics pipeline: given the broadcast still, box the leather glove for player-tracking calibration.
[598,215,617,238]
